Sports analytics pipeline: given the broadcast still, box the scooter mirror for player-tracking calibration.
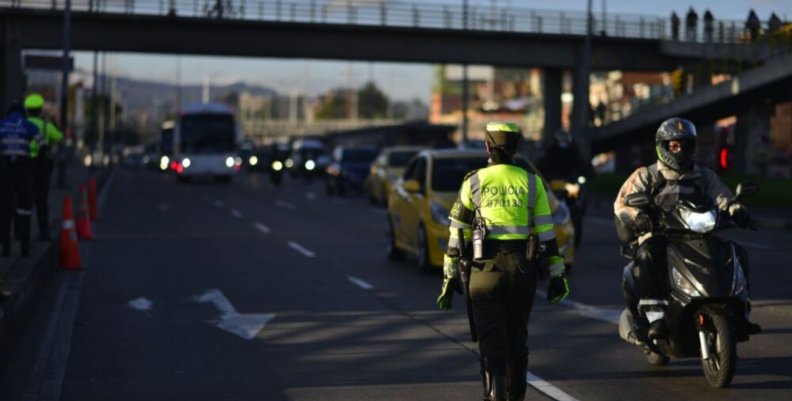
[623,193,650,208]
[735,182,759,198]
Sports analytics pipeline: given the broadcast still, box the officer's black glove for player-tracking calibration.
[730,204,752,229]
[547,276,570,304]
[633,212,653,235]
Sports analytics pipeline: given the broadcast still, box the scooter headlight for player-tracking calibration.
[672,267,702,297]
[679,208,717,234]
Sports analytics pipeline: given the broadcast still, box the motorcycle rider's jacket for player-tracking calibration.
[445,162,564,277]
[614,161,740,243]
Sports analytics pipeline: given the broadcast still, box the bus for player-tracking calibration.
[172,103,242,182]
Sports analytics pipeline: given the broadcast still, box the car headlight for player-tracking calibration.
[552,202,571,225]
[182,158,192,168]
[285,158,294,168]
[225,157,235,168]
[672,267,701,297]
[272,160,283,171]
[577,175,587,185]
[430,203,450,226]
[305,160,316,171]
[249,156,259,166]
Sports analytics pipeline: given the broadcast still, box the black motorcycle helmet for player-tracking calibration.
[655,117,697,171]
[6,102,26,118]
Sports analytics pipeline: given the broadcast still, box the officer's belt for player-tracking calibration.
[481,239,528,252]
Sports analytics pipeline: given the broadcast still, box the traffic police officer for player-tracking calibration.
[437,122,570,401]
[25,93,64,241]
[0,103,46,257]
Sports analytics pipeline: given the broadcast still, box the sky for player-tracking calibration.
[68,0,792,103]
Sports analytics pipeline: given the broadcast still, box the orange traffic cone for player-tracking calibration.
[59,195,82,270]
[88,175,99,221]
[75,184,94,240]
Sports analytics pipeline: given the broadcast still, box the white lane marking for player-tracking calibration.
[536,290,621,324]
[254,222,271,234]
[527,372,581,401]
[193,289,276,340]
[231,209,243,218]
[587,217,613,226]
[276,200,296,210]
[214,200,224,208]
[348,276,375,290]
[738,240,773,251]
[306,192,317,200]
[288,241,316,258]
[156,204,170,212]
[128,297,153,311]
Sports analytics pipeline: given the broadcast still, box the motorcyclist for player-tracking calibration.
[537,129,592,182]
[614,117,760,340]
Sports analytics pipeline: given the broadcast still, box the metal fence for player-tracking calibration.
[1,0,769,44]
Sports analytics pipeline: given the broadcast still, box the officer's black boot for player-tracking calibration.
[481,357,507,401]
[507,353,528,401]
[490,375,507,401]
[480,359,492,401]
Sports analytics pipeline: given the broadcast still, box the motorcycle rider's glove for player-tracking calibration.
[633,212,653,235]
[437,252,462,311]
[730,203,752,229]
[546,261,570,304]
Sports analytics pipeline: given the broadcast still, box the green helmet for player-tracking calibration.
[24,93,45,110]
[485,122,522,148]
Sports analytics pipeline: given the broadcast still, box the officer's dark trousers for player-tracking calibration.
[631,236,668,304]
[2,160,35,255]
[469,241,537,401]
[34,158,54,238]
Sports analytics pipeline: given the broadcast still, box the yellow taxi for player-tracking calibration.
[365,146,427,206]
[386,149,575,271]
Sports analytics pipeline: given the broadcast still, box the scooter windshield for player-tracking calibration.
[679,207,718,234]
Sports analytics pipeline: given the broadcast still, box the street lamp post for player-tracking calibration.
[461,0,469,144]
[57,0,72,188]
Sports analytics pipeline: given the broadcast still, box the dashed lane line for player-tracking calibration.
[276,200,296,211]
[527,372,581,401]
[254,223,271,234]
[288,241,315,258]
[347,276,375,290]
[231,209,243,218]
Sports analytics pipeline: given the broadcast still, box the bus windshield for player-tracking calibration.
[180,114,235,154]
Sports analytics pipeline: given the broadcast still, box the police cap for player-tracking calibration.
[485,122,522,147]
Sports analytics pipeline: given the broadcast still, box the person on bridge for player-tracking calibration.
[0,103,46,257]
[671,11,680,41]
[437,122,569,401]
[25,93,64,242]
[703,10,714,42]
[746,9,761,40]
[613,117,761,340]
[685,7,698,41]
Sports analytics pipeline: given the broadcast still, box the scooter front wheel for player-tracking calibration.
[701,314,737,388]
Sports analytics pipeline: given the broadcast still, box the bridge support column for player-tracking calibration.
[542,68,562,147]
[1,18,25,113]
[734,103,773,176]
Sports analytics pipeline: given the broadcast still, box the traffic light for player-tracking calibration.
[671,68,687,96]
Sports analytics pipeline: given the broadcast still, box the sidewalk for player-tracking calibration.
[0,163,107,366]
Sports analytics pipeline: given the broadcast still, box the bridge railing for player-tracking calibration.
[2,0,765,43]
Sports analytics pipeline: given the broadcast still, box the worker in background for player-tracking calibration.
[0,103,47,257]
[25,93,64,241]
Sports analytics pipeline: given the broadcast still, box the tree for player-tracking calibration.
[358,81,389,119]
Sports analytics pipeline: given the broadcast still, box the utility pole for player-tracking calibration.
[57,0,72,188]
[461,0,469,144]
[570,0,592,141]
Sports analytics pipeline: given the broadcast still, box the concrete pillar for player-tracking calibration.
[542,68,562,147]
[734,102,773,176]
[1,18,25,113]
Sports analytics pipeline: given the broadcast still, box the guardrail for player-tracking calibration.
[1,0,767,44]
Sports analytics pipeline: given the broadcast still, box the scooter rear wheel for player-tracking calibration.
[701,314,737,388]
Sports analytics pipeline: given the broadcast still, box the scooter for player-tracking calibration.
[618,182,758,388]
